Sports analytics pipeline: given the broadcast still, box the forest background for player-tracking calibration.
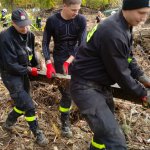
[0,0,122,11]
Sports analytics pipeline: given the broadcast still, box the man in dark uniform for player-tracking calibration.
[42,0,86,137]
[0,8,7,21]
[70,0,150,149]
[36,15,42,29]
[0,8,48,146]
[0,8,8,27]
[96,11,101,23]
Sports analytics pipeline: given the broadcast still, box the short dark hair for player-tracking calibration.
[63,0,81,6]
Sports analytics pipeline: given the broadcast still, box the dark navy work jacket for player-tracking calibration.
[0,26,38,75]
[72,11,146,97]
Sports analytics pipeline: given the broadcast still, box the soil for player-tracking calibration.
[0,9,150,150]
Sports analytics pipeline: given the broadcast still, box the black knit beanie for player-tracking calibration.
[122,0,150,10]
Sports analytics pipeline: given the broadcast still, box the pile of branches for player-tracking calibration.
[0,23,150,150]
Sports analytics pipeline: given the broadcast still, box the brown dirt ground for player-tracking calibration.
[0,11,150,150]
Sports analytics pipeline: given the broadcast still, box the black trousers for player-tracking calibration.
[1,72,38,132]
[36,22,41,28]
[54,61,72,112]
[1,72,34,112]
[70,76,127,150]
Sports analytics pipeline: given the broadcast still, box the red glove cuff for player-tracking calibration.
[31,67,38,76]
[64,61,70,67]
[63,62,70,75]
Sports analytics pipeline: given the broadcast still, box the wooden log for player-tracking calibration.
[29,71,150,107]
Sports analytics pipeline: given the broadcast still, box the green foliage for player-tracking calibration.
[1,0,56,10]
[24,0,56,9]
[1,0,14,10]
[82,0,121,9]
[33,0,56,9]
[85,0,109,9]
[0,0,121,10]
[82,0,86,6]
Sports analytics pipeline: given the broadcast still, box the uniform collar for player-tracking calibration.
[56,12,77,23]
[10,26,28,44]
[118,10,133,32]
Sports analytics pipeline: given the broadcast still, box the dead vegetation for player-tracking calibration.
[0,11,150,150]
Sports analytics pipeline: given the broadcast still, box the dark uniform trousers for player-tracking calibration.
[1,71,38,133]
[70,76,127,150]
[54,61,72,117]
[36,17,42,29]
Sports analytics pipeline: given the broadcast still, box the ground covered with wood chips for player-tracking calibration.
[0,10,150,150]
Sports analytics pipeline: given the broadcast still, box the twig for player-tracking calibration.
[2,137,14,150]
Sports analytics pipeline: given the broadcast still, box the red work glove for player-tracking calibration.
[28,67,38,76]
[46,63,56,78]
[63,61,70,75]
[31,67,38,76]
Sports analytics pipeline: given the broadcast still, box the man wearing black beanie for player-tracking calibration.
[123,0,150,10]
[122,0,150,25]
[69,0,150,150]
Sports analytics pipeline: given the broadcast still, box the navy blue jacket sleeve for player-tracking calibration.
[29,33,38,67]
[42,17,53,61]
[73,15,87,56]
[96,30,146,97]
[128,52,144,79]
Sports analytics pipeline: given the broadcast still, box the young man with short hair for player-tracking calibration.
[42,0,86,138]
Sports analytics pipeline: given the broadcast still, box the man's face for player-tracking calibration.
[124,7,150,26]
[12,22,29,34]
[64,4,81,19]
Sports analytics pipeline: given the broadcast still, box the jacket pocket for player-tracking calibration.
[17,49,28,66]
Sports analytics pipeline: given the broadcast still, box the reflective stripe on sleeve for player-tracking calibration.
[29,54,33,61]
[128,57,132,63]
[86,24,98,42]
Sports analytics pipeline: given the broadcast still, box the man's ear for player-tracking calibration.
[63,4,68,9]
[12,21,17,28]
